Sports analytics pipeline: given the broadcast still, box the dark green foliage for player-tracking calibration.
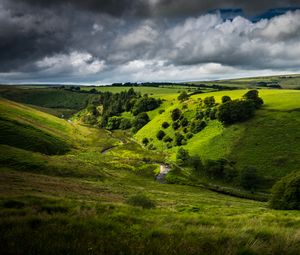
[106,116,122,130]
[126,194,155,209]
[171,108,182,121]
[132,113,150,131]
[243,90,264,109]
[195,110,204,120]
[142,137,149,146]
[204,159,237,181]
[162,122,170,129]
[270,171,300,210]
[189,156,203,172]
[176,148,190,165]
[119,118,132,130]
[159,109,165,114]
[180,117,189,127]
[217,99,256,125]
[132,97,161,116]
[186,132,193,139]
[222,95,231,103]
[204,96,215,107]
[174,132,185,146]
[177,91,189,102]
[156,130,166,140]
[163,135,173,143]
[172,121,180,130]
[0,118,70,155]
[209,107,217,120]
[190,120,207,134]
[240,166,260,190]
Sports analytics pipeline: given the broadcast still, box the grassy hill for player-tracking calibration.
[135,89,300,184]
[0,86,300,254]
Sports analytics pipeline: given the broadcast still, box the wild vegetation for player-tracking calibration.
[0,78,300,254]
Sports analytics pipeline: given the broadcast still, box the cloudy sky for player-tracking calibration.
[1,0,300,84]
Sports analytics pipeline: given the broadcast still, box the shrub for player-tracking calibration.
[178,91,189,102]
[159,109,165,114]
[209,107,217,120]
[119,118,132,130]
[217,99,256,125]
[166,142,173,149]
[172,121,180,130]
[176,148,190,165]
[270,171,300,210]
[186,132,193,139]
[174,132,185,146]
[171,108,182,121]
[222,95,231,103]
[240,166,260,190]
[190,120,207,134]
[181,117,189,127]
[106,116,122,130]
[142,137,149,146]
[156,130,166,140]
[204,96,215,107]
[126,194,155,209]
[163,135,173,143]
[189,156,203,172]
[148,144,156,150]
[132,112,150,131]
[132,97,161,115]
[243,90,264,109]
[162,122,170,129]
[195,110,204,120]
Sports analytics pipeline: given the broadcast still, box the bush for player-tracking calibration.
[217,99,256,125]
[142,137,149,146]
[119,118,132,130]
[174,132,185,146]
[190,120,207,134]
[126,194,155,209]
[132,112,150,131]
[156,130,166,140]
[270,171,300,210]
[181,117,189,127]
[178,91,189,102]
[240,166,260,190]
[243,90,264,109]
[106,116,122,130]
[162,122,170,129]
[172,121,180,130]
[204,96,215,107]
[163,135,173,143]
[176,148,190,165]
[159,109,165,114]
[171,108,182,121]
[189,156,203,172]
[186,132,193,139]
[222,95,231,103]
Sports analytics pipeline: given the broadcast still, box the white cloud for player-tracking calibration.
[36,51,106,75]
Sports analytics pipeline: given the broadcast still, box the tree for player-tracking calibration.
[171,108,182,121]
[204,96,215,107]
[172,121,180,130]
[174,132,185,146]
[163,135,173,143]
[119,118,132,130]
[190,155,203,172]
[190,120,207,134]
[132,112,150,131]
[162,122,170,129]
[243,90,264,109]
[240,166,260,190]
[222,95,231,103]
[142,137,149,146]
[106,116,122,130]
[181,117,189,127]
[132,97,161,115]
[176,147,190,164]
[156,130,166,140]
[217,99,256,125]
[178,91,189,102]
[270,171,300,210]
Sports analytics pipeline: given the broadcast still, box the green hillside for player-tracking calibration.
[135,89,300,183]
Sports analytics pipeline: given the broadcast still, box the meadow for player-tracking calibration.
[0,81,300,254]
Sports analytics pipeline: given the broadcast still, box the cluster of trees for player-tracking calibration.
[217,90,263,124]
[81,88,161,131]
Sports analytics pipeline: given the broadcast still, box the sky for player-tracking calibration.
[0,0,300,84]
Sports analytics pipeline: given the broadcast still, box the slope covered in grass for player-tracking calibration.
[135,89,300,182]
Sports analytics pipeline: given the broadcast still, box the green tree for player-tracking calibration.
[270,171,300,210]
[174,132,185,146]
[156,130,166,140]
[162,122,170,129]
[240,166,260,190]
[221,95,231,103]
[204,96,215,107]
[132,112,150,131]
[106,116,122,130]
[178,91,189,102]
[142,137,149,146]
[176,147,190,164]
[243,90,264,109]
[171,108,182,121]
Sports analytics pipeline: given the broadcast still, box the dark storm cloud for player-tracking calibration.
[1,0,300,83]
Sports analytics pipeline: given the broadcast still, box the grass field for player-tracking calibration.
[0,85,300,254]
[135,89,300,185]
